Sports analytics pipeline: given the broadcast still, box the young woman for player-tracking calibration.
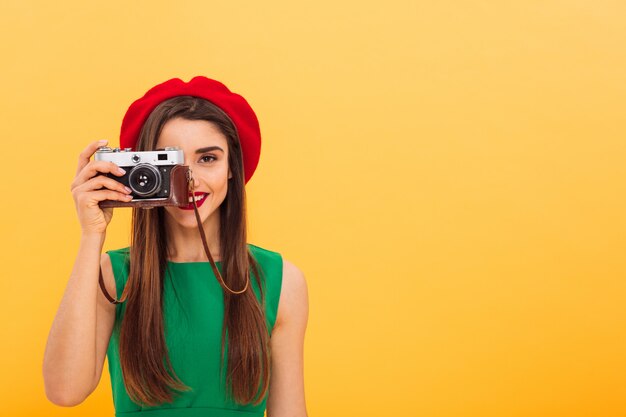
[43,76,309,417]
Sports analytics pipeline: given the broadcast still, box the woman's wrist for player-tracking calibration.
[80,231,106,247]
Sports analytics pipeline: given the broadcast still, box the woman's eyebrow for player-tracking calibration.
[195,146,224,154]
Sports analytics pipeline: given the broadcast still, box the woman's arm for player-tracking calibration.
[42,236,116,406]
[42,140,131,406]
[266,259,309,417]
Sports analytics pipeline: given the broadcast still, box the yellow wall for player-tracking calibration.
[1,1,625,416]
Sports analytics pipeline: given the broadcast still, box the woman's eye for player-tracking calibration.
[199,155,216,163]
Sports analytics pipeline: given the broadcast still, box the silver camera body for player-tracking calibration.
[94,146,185,200]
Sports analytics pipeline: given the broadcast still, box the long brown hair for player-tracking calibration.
[117,96,271,406]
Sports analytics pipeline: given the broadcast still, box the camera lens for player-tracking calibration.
[128,164,161,197]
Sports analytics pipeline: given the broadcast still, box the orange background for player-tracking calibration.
[1,1,625,416]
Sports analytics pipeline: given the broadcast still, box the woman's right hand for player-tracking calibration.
[71,140,134,235]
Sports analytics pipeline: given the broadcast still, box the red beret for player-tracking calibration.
[119,76,261,184]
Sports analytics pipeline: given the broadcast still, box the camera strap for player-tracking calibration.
[98,169,249,304]
[187,171,249,295]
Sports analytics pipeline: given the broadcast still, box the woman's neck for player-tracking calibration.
[164,212,222,263]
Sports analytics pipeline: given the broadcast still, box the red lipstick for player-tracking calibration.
[179,192,209,211]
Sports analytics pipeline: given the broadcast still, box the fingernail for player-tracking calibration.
[118,168,126,174]
[124,186,132,193]
[98,139,108,144]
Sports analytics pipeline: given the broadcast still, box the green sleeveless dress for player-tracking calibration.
[105,243,283,417]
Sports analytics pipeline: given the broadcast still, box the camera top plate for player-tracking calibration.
[94,147,184,166]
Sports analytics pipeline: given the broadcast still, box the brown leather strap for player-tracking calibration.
[97,165,189,304]
[189,174,249,295]
[99,267,124,304]
[98,168,249,304]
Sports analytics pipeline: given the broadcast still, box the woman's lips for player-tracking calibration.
[179,192,209,210]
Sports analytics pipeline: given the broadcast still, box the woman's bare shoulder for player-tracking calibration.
[275,258,309,330]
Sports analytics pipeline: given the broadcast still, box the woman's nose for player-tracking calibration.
[192,175,201,190]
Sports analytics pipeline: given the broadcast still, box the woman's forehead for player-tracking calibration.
[156,118,228,150]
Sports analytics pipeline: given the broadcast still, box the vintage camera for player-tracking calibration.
[94,146,190,208]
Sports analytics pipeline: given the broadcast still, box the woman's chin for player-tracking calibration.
[164,207,216,230]
[175,217,204,230]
